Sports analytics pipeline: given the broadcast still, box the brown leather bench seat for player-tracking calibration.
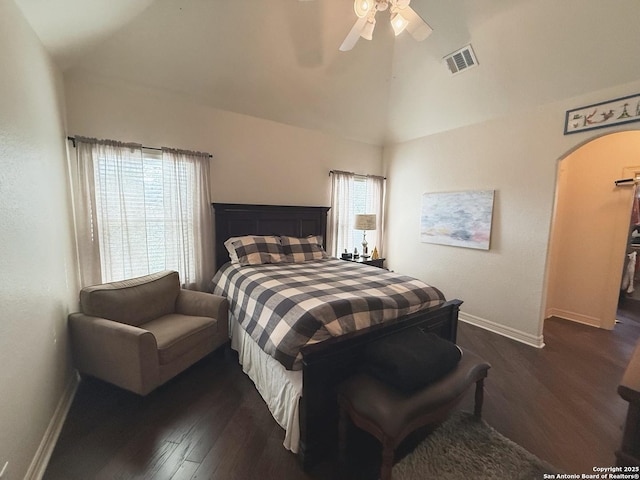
[337,348,491,480]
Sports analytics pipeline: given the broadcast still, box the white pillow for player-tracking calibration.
[224,237,241,264]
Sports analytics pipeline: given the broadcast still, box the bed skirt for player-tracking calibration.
[230,315,303,452]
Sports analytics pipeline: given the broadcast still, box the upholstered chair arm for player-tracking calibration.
[68,313,159,395]
[176,290,229,340]
[176,290,228,319]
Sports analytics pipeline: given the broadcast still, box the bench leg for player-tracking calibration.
[474,378,485,418]
[338,404,348,473]
[380,437,394,480]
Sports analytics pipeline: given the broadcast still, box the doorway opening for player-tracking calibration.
[544,130,640,330]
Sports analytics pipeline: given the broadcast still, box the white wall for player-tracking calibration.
[384,79,640,346]
[0,1,78,478]
[64,72,383,208]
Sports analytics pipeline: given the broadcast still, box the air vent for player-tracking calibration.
[443,44,478,75]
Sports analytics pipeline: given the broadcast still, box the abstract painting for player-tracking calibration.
[420,190,495,250]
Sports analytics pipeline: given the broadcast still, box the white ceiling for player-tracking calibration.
[14,0,156,70]
[15,0,640,146]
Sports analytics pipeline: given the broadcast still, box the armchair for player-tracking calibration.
[68,270,229,395]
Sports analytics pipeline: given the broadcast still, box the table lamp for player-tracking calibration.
[354,214,376,258]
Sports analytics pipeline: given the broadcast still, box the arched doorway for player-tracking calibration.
[545,130,640,329]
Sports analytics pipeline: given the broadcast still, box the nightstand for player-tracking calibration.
[342,257,386,269]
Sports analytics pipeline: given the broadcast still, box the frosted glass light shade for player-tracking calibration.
[354,0,372,18]
[391,12,409,35]
[355,214,377,230]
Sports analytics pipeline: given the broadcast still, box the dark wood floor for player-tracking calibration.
[43,316,640,479]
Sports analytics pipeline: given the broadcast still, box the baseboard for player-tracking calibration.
[24,371,80,480]
[545,308,602,328]
[459,311,545,349]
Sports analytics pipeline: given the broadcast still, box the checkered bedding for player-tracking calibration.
[210,258,446,370]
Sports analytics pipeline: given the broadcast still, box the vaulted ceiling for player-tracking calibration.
[15,0,640,145]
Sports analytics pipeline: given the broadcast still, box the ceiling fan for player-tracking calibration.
[340,0,433,51]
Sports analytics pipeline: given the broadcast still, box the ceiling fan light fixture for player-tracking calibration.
[340,0,430,51]
[375,0,389,12]
[360,18,376,40]
[354,0,372,18]
[390,12,409,35]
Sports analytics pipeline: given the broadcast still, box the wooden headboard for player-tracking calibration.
[212,203,330,270]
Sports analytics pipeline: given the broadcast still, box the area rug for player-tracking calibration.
[393,412,558,480]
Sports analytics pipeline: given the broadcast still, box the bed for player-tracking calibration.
[210,203,462,469]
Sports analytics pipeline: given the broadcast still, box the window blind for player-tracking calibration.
[93,150,196,282]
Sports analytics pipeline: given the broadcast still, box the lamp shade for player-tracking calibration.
[355,214,377,230]
[391,12,409,35]
[353,0,372,18]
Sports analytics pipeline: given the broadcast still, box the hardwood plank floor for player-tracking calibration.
[44,317,640,479]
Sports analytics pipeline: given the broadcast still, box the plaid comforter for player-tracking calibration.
[211,258,445,370]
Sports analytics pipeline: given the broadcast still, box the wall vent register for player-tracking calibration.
[444,44,478,75]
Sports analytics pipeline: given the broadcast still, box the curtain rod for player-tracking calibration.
[67,136,213,159]
[329,169,386,180]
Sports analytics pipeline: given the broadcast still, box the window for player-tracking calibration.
[93,150,196,282]
[329,171,385,257]
[71,138,214,289]
[348,176,372,252]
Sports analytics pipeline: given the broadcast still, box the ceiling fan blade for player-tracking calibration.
[339,17,367,51]
[403,6,433,41]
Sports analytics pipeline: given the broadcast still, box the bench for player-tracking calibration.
[337,348,491,480]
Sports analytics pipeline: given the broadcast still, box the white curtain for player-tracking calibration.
[70,137,214,290]
[161,147,215,290]
[71,138,141,287]
[366,175,386,256]
[328,170,353,256]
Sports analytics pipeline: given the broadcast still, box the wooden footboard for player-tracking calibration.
[297,298,462,469]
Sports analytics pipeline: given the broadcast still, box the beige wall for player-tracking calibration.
[64,72,383,208]
[546,132,640,329]
[0,1,78,478]
[384,80,640,346]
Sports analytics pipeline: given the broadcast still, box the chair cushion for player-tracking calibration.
[80,271,180,326]
[143,313,217,365]
[362,327,462,393]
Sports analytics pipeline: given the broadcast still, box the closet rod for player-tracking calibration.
[615,178,635,186]
[66,136,213,158]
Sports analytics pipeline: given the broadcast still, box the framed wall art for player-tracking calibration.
[564,93,640,135]
[420,190,495,250]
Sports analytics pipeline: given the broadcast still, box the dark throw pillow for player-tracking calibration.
[363,327,462,393]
